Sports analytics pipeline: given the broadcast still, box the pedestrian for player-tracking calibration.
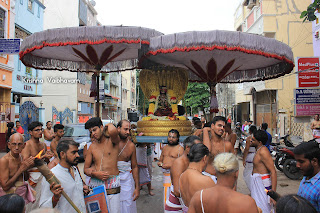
[84,117,121,213]
[5,122,16,152]
[117,120,140,213]
[15,121,24,135]
[0,193,25,213]
[242,125,257,191]
[39,138,89,212]
[311,114,320,142]
[224,122,237,149]
[202,116,234,180]
[136,143,154,196]
[22,121,54,212]
[250,130,277,213]
[276,194,316,213]
[165,135,201,212]
[157,129,183,208]
[242,121,247,132]
[179,143,216,212]
[188,153,259,213]
[43,121,54,150]
[261,123,272,152]
[226,113,232,124]
[294,141,320,212]
[48,124,65,169]
[0,133,35,204]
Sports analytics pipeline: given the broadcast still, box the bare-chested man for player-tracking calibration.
[188,153,259,213]
[0,133,35,204]
[203,116,234,181]
[43,121,54,149]
[251,130,277,213]
[84,117,121,213]
[311,114,320,142]
[48,124,64,169]
[157,129,183,208]
[116,120,139,213]
[179,143,216,212]
[164,135,201,212]
[224,123,237,149]
[21,121,53,211]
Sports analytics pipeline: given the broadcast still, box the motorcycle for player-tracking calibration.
[273,135,295,172]
[283,158,303,180]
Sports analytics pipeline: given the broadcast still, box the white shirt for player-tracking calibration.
[39,164,86,213]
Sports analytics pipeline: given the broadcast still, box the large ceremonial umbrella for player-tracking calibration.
[140,30,294,116]
[19,25,162,117]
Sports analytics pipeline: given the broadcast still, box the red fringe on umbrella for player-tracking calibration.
[146,45,294,66]
[19,38,150,60]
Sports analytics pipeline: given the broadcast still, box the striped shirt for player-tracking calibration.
[297,171,320,212]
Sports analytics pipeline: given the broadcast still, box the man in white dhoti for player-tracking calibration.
[158,129,183,208]
[251,130,277,213]
[117,120,139,213]
[39,139,89,213]
[22,121,54,212]
[242,125,257,192]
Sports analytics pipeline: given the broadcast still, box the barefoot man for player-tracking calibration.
[43,121,54,150]
[251,130,277,213]
[48,124,64,169]
[158,129,183,208]
[203,116,234,181]
[84,117,121,213]
[188,153,259,213]
[21,121,54,211]
[0,133,35,204]
[116,120,140,213]
[165,135,201,212]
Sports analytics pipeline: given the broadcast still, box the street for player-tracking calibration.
[0,152,300,212]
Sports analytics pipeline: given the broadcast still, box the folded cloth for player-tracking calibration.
[251,173,274,213]
[202,171,217,184]
[0,181,35,204]
[89,175,121,213]
[165,189,183,213]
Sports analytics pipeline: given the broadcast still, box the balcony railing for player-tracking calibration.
[242,6,262,32]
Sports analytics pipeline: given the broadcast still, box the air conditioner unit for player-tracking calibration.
[247,0,255,9]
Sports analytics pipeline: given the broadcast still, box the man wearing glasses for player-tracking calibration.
[157,129,183,209]
[22,121,53,211]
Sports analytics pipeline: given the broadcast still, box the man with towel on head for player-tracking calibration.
[117,120,140,213]
[251,130,277,213]
[158,129,184,208]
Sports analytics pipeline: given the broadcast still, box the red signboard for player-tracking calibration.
[297,57,320,87]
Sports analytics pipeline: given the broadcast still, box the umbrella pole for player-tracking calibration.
[208,82,218,120]
[96,71,100,118]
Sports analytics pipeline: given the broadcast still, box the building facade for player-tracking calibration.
[233,0,314,138]
[0,0,15,150]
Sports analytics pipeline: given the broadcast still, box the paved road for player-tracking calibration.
[1,152,300,212]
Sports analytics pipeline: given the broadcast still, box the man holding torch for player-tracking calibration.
[39,138,89,213]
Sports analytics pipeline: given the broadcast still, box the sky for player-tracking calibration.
[94,0,241,35]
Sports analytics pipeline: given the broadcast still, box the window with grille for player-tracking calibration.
[15,27,30,39]
[28,0,34,13]
[0,8,5,39]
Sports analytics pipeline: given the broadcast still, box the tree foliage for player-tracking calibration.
[301,0,319,22]
[184,82,210,115]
